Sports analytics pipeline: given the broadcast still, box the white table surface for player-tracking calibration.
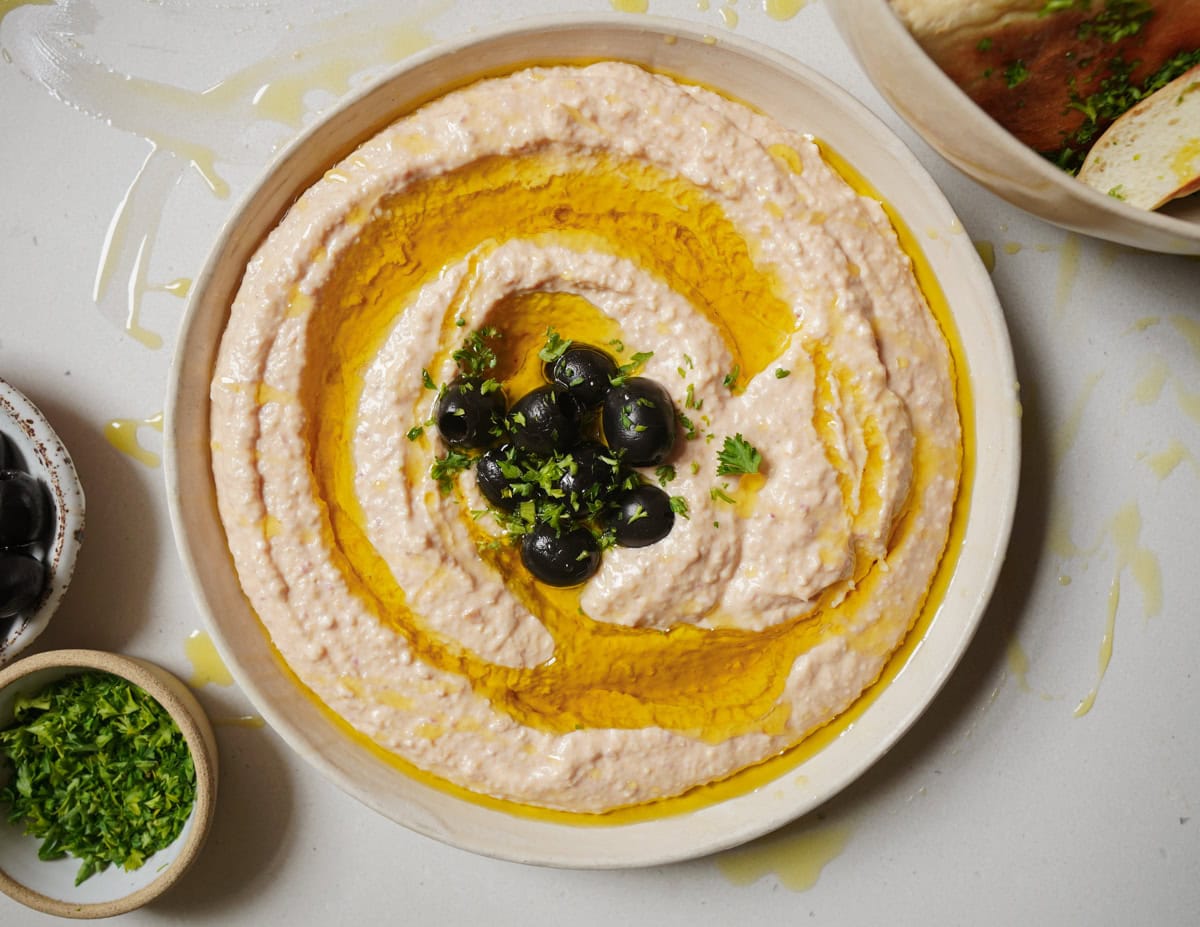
[2,1,1198,924]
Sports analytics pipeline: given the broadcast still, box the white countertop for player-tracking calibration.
[2,1,1198,923]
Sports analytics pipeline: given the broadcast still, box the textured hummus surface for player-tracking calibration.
[210,62,961,813]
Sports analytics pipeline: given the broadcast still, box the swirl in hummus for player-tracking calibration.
[210,62,963,813]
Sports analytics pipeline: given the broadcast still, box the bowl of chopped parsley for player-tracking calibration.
[0,649,217,918]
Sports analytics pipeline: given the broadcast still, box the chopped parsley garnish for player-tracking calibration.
[610,351,654,387]
[722,364,741,389]
[656,464,676,486]
[977,37,993,51]
[406,425,424,441]
[1077,0,1152,44]
[685,383,702,409]
[669,496,690,518]
[1003,59,1031,88]
[774,368,791,379]
[431,449,473,493]
[716,433,763,476]
[421,368,437,390]
[678,412,699,440]
[710,486,736,505]
[538,327,572,363]
[0,672,197,885]
[452,325,501,376]
[1049,49,1200,173]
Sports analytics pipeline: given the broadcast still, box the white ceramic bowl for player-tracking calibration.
[166,16,1020,867]
[0,378,85,666]
[830,0,1200,255]
[0,649,218,918]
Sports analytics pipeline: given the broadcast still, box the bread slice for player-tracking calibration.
[1078,64,1200,207]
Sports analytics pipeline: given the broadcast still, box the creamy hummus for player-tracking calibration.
[210,62,962,813]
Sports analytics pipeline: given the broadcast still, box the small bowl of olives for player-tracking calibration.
[0,379,85,666]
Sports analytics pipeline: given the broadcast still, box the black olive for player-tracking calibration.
[0,469,49,549]
[435,376,506,449]
[601,378,677,467]
[605,483,675,548]
[520,522,600,587]
[545,345,618,409]
[509,385,581,456]
[556,442,624,514]
[0,551,45,618]
[474,445,529,512]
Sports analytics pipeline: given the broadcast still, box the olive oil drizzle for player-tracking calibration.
[293,144,952,745]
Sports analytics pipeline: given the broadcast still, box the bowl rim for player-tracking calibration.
[828,0,1200,254]
[164,12,1020,867]
[0,648,217,918]
[0,377,85,667]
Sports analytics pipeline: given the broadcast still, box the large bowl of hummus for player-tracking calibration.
[831,0,1200,255]
[166,16,1020,866]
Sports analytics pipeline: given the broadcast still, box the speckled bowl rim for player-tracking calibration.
[165,14,1020,868]
[0,378,85,666]
[0,649,218,918]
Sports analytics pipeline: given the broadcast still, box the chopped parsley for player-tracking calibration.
[655,464,676,486]
[710,486,736,505]
[431,449,473,493]
[538,327,572,363]
[406,425,424,441]
[610,351,654,387]
[421,368,437,390]
[722,364,741,390]
[774,368,791,379]
[1049,49,1200,173]
[452,325,501,377]
[669,495,690,518]
[716,434,763,476]
[0,672,197,885]
[1003,59,1031,88]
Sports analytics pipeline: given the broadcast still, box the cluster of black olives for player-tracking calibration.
[435,338,680,587]
[0,435,51,628]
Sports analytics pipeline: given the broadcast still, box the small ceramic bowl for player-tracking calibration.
[829,0,1200,255]
[0,649,218,918]
[0,378,85,666]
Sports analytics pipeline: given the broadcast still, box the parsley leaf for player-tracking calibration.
[716,434,762,476]
[669,495,690,518]
[655,464,676,486]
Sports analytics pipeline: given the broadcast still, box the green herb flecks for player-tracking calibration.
[1049,49,1200,174]
[0,672,196,886]
[452,326,501,377]
[1076,0,1152,44]
[1003,59,1031,88]
[610,351,654,387]
[538,327,572,364]
[669,496,690,518]
[716,433,763,476]
[431,449,473,493]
